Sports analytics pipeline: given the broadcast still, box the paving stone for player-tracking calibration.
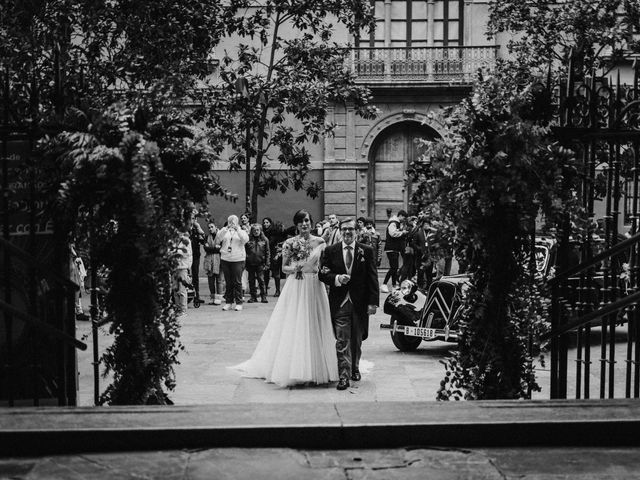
[8,446,640,479]
[186,448,344,480]
[481,447,640,479]
[27,457,115,480]
[0,459,37,478]
[76,282,447,406]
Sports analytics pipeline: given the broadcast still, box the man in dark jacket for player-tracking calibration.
[190,218,206,303]
[245,223,271,303]
[381,210,407,293]
[319,218,379,391]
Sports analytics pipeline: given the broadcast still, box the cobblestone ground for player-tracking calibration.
[76,275,459,405]
[7,447,640,479]
[81,274,638,405]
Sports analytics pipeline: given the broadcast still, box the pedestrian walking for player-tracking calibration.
[381,210,407,293]
[245,223,270,303]
[414,211,434,290]
[231,209,339,387]
[399,215,418,283]
[215,214,249,311]
[319,217,380,390]
[203,220,223,305]
[69,241,88,320]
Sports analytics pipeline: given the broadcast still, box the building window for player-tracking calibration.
[433,0,463,46]
[357,0,464,48]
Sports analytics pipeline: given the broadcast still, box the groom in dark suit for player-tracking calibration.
[319,218,380,390]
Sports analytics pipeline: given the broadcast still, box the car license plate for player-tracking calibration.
[404,326,436,339]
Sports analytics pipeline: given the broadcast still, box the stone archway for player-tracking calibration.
[367,120,441,235]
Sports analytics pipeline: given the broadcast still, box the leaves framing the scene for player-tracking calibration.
[205,0,378,220]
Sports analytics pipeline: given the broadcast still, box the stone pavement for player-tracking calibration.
[76,275,461,406]
[5,446,640,479]
[4,399,640,478]
[5,279,640,478]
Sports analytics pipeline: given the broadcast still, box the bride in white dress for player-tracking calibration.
[231,209,339,387]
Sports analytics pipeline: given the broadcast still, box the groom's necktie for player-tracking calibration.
[345,245,353,273]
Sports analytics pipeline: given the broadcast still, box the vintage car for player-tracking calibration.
[380,237,557,351]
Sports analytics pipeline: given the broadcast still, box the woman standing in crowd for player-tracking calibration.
[203,220,223,305]
[215,214,249,311]
[245,223,270,303]
[190,217,206,304]
[262,217,274,294]
[268,220,286,297]
[239,213,251,296]
[357,218,382,267]
[239,213,251,232]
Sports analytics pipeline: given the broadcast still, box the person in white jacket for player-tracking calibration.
[215,214,250,311]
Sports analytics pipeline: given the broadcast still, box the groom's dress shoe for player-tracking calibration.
[336,378,350,390]
[351,371,361,381]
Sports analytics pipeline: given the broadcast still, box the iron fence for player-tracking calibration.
[0,63,87,406]
[546,58,640,399]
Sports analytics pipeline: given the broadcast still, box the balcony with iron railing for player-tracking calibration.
[351,46,499,85]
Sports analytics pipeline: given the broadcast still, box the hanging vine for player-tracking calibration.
[40,104,215,404]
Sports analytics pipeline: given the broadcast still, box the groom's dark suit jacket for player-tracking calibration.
[319,241,380,340]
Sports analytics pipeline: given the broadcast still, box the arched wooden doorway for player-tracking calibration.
[368,121,440,235]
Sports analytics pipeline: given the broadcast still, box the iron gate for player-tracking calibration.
[0,62,86,406]
[546,58,640,399]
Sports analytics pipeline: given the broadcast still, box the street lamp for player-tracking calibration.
[235,76,251,218]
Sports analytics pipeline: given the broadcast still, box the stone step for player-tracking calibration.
[3,399,640,456]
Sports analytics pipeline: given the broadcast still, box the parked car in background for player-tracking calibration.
[380,237,557,351]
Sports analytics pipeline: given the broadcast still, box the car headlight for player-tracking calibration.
[399,280,415,296]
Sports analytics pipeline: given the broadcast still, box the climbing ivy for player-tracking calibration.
[412,64,582,399]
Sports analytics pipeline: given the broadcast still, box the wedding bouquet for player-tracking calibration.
[287,237,313,280]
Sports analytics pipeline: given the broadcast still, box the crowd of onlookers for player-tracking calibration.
[379,209,453,294]
[70,206,453,320]
[170,207,453,316]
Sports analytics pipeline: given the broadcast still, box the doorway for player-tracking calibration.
[369,121,440,236]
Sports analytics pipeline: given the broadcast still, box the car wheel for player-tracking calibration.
[390,318,422,351]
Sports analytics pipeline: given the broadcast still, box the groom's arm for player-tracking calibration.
[364,245,380,307]
[318,247,337,286]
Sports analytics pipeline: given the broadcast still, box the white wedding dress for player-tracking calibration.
[231,241,339,387]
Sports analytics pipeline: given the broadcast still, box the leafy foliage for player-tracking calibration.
[39,104,215,404]
[0,1,231,123]
[205,0,378,219]
[2,1,230,404]
[412,64,582,399]
[488,0,640,76]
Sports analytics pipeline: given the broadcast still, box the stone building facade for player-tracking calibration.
[209,0,501,229]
